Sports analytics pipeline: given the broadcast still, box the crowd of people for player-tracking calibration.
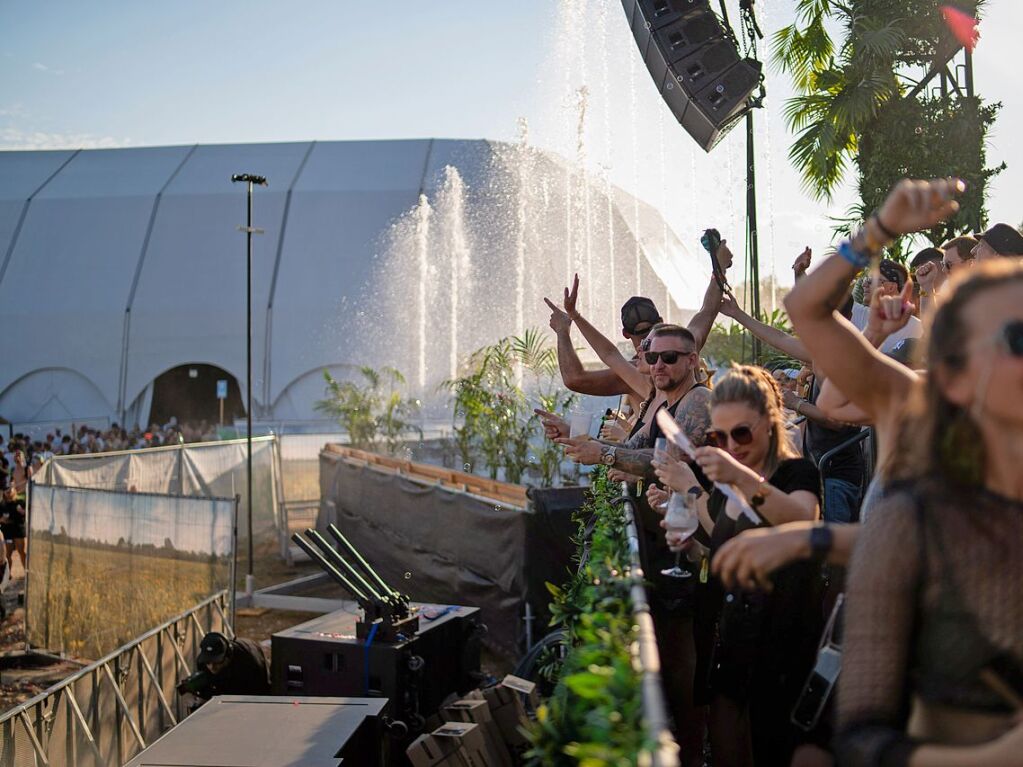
[537,178,1023,766]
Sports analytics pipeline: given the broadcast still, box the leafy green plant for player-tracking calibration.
[443,329,576,486]
[526,468,653,766]
[314,366,422,453]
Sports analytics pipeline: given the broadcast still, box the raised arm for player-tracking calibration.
[560,275,652,399]
[719,293,813,363]
[687,242,734,350]
[784,179,962,418]
[545,296,632,396]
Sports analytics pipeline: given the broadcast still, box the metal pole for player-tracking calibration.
[745,111,762,364]
[246,182,254,593]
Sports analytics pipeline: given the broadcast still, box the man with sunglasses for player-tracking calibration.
[553,324,712,761]
[543,248,732,398]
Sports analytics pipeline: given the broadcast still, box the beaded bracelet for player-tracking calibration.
[838,238,871,270]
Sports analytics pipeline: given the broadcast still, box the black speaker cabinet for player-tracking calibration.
[271,605,482,731]
[622,0,761,151]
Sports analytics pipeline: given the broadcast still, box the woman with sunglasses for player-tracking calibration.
[832,259,1023,766]
[653,365,823,767]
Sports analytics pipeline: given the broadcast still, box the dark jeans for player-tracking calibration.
[823,478,862,524]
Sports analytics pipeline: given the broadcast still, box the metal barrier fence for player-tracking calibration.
[617,484,681,767]
[0,592,232,767]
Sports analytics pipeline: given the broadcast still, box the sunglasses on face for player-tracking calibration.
[704,421,759,448]
[644,349,693,365]
[997,320,1023,357]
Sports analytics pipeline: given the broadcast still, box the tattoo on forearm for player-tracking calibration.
[611,448,654,477]
[676,388,712,447]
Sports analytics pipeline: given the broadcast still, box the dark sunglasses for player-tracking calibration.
[997,320,1023,357]
[704,423,757,448]
[644,349,693,365]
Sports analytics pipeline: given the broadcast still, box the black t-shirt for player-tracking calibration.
[708,457,821,551]
[0,499,26,536]
[804,380,864,486]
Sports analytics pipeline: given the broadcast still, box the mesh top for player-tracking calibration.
[838,476,1023,760]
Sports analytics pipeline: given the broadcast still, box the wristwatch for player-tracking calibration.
[750,476,772,508]
[599,445,617,466]
[809,524,833,563]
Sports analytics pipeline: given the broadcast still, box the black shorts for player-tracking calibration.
[1,524,25,541]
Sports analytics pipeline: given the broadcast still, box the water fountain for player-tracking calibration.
[358,0,786,401]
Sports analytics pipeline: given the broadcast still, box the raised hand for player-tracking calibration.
[717,241,734,273]
[792,247,812,277]
[543,297,572,335]
[866,278,915,340]
[564,273,580,319]
[534,408,569,441]
[719,291,742,319]
[874,178,964,239]
[915,259,944,294]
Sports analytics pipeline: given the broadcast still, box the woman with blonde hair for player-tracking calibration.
[654,364,822,766]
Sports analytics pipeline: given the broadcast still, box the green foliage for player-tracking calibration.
[526,468,652,766]
[772,0,1000,241]
[443,329,576,487]
[314,366,422,452]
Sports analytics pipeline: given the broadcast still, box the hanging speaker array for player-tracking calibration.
[622,0,762,151]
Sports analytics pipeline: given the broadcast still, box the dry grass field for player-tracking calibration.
[26,538,229,660]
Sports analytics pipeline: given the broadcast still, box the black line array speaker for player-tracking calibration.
[623,0,762,151]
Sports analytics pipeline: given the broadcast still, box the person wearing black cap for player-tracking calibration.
[543,244,731,398]
[191,631,271,698]
[972,222,1023,260]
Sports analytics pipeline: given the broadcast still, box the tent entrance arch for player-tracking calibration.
[148,364,244,428]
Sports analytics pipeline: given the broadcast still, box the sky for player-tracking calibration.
[1,0,1020,303]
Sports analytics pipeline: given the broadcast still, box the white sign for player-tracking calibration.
[216,379,228,400]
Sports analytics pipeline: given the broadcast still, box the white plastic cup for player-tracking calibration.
[569,411,592,438]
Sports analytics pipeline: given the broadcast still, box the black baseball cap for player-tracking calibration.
[197,632,230,666]
[976,223,1023,256]
[621,297,662,335]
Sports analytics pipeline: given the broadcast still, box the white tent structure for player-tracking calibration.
[0,140,706,431]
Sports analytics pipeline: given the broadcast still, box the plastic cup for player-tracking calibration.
[569,411,592,438]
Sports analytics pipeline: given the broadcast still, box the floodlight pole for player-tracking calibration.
[745,111,762,364]
[232,173,267,598]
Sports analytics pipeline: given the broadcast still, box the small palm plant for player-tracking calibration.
[315,366,421,453]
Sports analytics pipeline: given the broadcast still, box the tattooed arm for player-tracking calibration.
[597,386,712,479]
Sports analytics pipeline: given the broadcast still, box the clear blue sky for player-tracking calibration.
[2,0,1019,295]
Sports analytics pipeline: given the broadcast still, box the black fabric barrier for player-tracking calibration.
[318,452,530,665]
[524,486,588,632]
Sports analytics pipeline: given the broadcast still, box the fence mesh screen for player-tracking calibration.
[26,485,234,658]
[37,436,281,563]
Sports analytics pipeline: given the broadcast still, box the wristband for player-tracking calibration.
[795,400,804,416]
[871,212,899,241]
[837,238,871,270]
[809,524,834,563]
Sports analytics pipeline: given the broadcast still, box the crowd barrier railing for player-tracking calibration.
[0,591,232,767]
[617,484,681,767]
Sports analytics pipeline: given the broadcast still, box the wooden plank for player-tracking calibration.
[328,445,528,507]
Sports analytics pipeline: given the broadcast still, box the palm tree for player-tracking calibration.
[772,1,905,200]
